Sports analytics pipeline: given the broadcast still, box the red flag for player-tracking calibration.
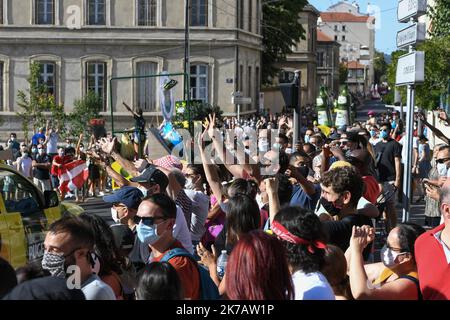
[58,160,88,194]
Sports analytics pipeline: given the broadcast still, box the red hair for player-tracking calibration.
[225,230,294,300]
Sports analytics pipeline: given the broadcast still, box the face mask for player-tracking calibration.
[391,120,397,129]
[136,222,160,246]
[320,197,342,216]
[42,252,67,278]
[285,147,293,154]
[138,187,148,197]
[370,130,377,138]
[10,137,15,141]
[80,147,84,152]
[185,178,196,190]
[258,139,269,153]
[380,130,389,140]
[38,149,44,155]
[273,143,281,150]
[304,135,311,144]
[23,153,29,158]
[381,245,406,268]
[298,166,309,178]
[111,208,122,224]
[437,163,448,176]
[32,148,37,153]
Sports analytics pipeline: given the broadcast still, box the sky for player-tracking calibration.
[308,0,406,54]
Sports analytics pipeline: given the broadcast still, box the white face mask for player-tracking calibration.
[256,193,266,209]
[437,163,448,176]
[111,208,121,224]
[185,178,196,190]
[138,187,148,197]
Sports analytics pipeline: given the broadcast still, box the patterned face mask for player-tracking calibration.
[41,248,79,278]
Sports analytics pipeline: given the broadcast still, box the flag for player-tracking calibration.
[58,160,89,194]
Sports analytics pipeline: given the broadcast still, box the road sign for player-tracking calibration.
[397,23,426,49]
[232,97,252,105]
[395,51,425,86]
[397,0,427,23]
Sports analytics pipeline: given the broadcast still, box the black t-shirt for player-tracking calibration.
[33,154,52,180]
[134,115,146,134]
[374,139,402,182]
[322,214,373,260]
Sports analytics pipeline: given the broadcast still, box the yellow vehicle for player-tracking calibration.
[0,163,84,269]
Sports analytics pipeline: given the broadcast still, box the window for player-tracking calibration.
[239,65,243,92]
[248,0,252,32]
[0,62,3,109]
[138,0,157,26]
[0,169,42,213]
[342,25,346,32]
[86,62,107,111]
[0,0,3,25]
[248,66,252,110]
[334,25,338,31]
[279,70,294,84]
[357,69,364,79]
[38,62,55,97]
[35,0,54,25]
[136,62,157,111]
[88,0,106,25]
[342,35,346,41]
[256,0,260,34]
[239,0,244,29]
[334,35,338,41]
[191,0,207,26]
[190,64,208,102]
[348,70,354,78]
[317,52,325,67]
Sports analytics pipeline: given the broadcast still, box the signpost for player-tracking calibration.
[396,0,426,223]
[232,91,252,121]
[396,23,426,49]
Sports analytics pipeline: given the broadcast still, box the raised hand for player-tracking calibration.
[97,137,117,155]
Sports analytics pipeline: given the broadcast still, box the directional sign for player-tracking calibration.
[395,51,425,86]
[397,23,426,49]
[398,0,427,23]
[232,97,252,105]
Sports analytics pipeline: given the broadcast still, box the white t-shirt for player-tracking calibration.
[292,270,335,300]
[19,157,33,178]
[184,189,210,242]
[46,132,59,154]
[399,136,419,164]
[81,274,116,300]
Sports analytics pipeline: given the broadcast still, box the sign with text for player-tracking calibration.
[397,0,427,23]
[397,23,426,49]
[395,51,425,86]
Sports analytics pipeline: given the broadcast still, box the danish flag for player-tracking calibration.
[58,160,89,194]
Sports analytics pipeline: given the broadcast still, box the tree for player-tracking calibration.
[338,63,348,85]
[17,62,67,140]
[384,50,407,105]
[373,50,388,84]
[69,90,103,137]
[262,0,308,84]
[173,101,223,129]
[429,0,450,38]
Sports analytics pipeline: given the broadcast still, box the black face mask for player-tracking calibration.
[298,166,309,178]
[320,197,342,216]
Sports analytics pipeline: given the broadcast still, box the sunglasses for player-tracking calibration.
[436,158,450,164]
[134,216,167,226]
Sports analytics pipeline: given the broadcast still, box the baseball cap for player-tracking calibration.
[368,110,375,116]
[110,224,135,253]
[130,165,169,190]
[346,131,360,143]
[153,155,182,171]
[328,132,341,140]
[103,186,143,209]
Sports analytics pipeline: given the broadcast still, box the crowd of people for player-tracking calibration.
[1,107,450,301]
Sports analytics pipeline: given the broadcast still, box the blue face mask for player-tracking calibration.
[370,130,377,138]
[380,130,389,140]
[304,135,311,144]
[136,222,160,246]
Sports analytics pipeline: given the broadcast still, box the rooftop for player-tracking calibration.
[320,12,373,23]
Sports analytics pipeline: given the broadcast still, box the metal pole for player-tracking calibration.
[184,0,192,137]
[294,71,301,144]
[237,104,240,122]
[402,84,415,223]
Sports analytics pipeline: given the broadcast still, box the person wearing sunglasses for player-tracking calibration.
[135,193,201,300]
[347,223,425,300]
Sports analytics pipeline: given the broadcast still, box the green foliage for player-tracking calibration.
[68,90,104,137]
[429,0,450,38]
[384,50,407,105]
[374,50,388,84]
[173,101,223,128]
[16,62,67,139]
[338,63,348,85]
[262,0,308,84]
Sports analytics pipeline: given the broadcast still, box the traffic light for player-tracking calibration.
[280,81,299,110]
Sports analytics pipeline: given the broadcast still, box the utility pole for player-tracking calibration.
[184,0,192,136]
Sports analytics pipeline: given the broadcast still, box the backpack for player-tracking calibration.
[160,248,220,300]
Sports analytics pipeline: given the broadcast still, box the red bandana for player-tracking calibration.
[271,221,327,254]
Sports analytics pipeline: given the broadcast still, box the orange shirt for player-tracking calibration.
[153,241,201,300]
[101,272,124,300]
